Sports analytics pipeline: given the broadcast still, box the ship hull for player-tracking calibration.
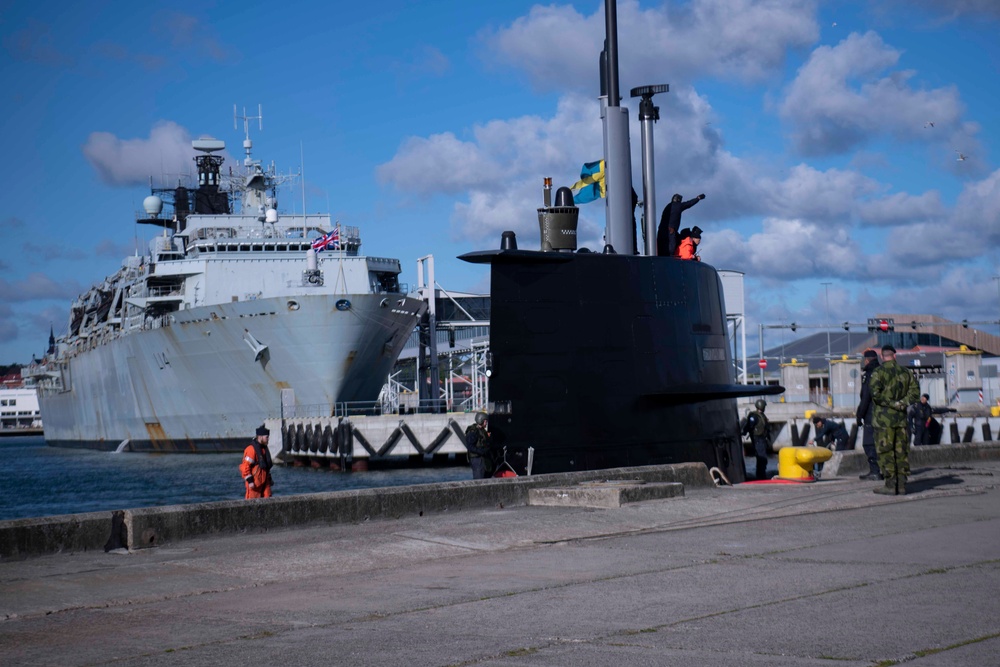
[38,293,422,452]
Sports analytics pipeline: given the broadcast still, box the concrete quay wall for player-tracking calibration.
[1,462,712,561]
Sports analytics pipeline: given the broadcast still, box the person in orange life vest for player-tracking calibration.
[241,424,274,499]
[677,226,702,260]
[673,228,690,256]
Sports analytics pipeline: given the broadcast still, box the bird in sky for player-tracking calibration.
[924,121,935,128]
[955,151,967,161]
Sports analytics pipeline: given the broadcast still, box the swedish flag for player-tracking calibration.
[571,160,605,204]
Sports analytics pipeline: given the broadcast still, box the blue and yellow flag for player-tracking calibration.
[571,159,605,204]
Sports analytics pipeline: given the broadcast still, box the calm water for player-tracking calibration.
[2,436,472,521]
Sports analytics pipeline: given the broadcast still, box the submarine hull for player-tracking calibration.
[462,249,781,483]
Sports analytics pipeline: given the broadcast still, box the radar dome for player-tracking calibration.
[265,208,278,223]
[143,195,163,217]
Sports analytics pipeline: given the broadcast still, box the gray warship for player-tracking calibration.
[25,110,424,452]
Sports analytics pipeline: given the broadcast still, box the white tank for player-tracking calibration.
[265,208,278,223]
[307,248,317,271]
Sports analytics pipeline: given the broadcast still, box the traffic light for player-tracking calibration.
[910,321,918,330]
[867,318,894,333]
[843,321,850,331]
[962,319,969,329]
[790,322,797,332]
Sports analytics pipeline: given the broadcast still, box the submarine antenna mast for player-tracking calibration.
[600,0,634,254]
[630,85,669,256]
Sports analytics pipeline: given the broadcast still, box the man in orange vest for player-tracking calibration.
[241,424,274,499]
[677,226,702,260]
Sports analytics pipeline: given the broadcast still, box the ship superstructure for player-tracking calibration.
[26,111,424,451]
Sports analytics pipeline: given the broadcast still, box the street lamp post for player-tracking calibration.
[822,283,832,361]
[994,276,1000,338]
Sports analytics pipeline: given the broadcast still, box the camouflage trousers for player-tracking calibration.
[874,426,910,479]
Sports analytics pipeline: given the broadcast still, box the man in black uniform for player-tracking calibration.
[464,412,494,479]
[742,399,770,480]
[656,193,705,256]
[910,394,933,445]
[855,349,883,480]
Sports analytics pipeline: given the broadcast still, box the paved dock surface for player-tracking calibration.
[2,462,999,666]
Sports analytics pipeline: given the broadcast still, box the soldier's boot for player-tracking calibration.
[896,476,907,496]
[873,476,896,495]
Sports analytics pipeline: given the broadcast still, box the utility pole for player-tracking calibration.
[822,282,832,403]
[822,283,832,362]
[993,276,1000,338]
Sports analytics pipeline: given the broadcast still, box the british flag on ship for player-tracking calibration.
[311,225,341,252]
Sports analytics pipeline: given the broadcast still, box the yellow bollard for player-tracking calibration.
[777,446,833,482]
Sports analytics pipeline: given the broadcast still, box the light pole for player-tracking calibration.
[822,282,832,360]
[994,276,1000,338]
[822,282,832,405]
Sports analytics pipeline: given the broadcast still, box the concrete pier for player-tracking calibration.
[2,454,999,665]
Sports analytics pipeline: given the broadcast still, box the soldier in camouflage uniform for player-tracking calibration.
[869,344,920,495]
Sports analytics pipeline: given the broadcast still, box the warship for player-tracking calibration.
[25,110,424,452]
[460,0,781,483]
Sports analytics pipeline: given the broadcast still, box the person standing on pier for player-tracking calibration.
[870,344,919,495]
[241,424,274,499]
[742,399,771,480]
[856,349,883,480]
[909,394,933,446]
[465,412,494,480]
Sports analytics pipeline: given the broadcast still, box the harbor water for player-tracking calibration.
[2,436,471,522]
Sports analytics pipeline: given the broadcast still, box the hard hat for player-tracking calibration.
[755,399,767,411]
[474,412,488,426]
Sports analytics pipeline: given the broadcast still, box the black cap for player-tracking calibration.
[863,349,878,359]
[679,227,691,239]
[690,226,703,239]
[881,344,896,353]
[922,393,930,399]
[256,424,270,437]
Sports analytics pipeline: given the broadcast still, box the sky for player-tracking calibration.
[1,0,999,364]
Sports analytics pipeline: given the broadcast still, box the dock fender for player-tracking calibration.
[295,423,306,453]
[280,422,290,454]
[320,425,334,454]
[306,423,318,453]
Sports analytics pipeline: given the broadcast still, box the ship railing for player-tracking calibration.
[148,285,184,297]
[282,399,477,421]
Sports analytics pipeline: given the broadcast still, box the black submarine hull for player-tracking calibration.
[460,248,782,483]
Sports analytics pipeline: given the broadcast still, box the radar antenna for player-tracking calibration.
[234,104,263,166]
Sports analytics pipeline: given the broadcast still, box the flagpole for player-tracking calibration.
[300,141,307,240]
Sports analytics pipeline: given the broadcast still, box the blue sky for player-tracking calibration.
[1,0,999,364]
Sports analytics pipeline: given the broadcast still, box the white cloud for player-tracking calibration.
[704,217,863,279]
[760,164,881,224]
[82,121,196,187]
[779,31,976,156]
[950,168,1000,241]
[483,0,819,91]
[859,191,945,227]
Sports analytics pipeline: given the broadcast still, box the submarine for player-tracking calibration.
[459,0,781,484]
